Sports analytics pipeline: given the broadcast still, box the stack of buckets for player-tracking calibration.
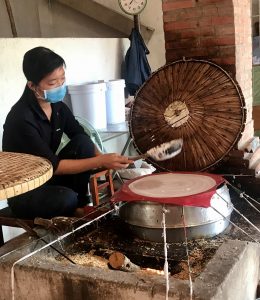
[68,80,126,130]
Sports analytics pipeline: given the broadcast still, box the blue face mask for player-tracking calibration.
[44,83,67,103]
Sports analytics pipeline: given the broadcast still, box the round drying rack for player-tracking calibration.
[130,58,246,172]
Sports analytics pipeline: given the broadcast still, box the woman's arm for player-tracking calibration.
[54,153,132,175]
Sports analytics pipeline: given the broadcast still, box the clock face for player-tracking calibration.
[119,0,147,15]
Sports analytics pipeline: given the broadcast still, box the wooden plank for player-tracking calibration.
[56,0,154,42]
[253,105,260,130]
[253,65,260,105]
[0,216,34,227]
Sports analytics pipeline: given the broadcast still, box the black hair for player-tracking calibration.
[23,46,65,85]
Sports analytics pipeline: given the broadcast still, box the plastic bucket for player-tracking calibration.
[68,82,107,130]
[106,79,126,124]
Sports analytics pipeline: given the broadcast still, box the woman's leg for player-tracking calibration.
[51,134,96,206]
[8,184,78,219]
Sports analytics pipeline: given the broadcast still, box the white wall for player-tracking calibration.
[95,0,166,71]
[0,38,129,148]
[0,0,125,38]
[0,37,129,242]
[0,0,165,69]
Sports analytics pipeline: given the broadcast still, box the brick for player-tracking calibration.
[163,10,187,22]
[166,51,180,62]
[212,57,236,65]
[198,16,213,27]
[206,46,220,56]
[164,31,182,41]
[200,36,235,47]
[198,0,231,5]
[180,29,200,39]
[165,29,202,41]
[166,38,199,49]
[162,0,195,11]
[184,7,203,18]
[163,12,178,23]
[212,16,234,25]
[217,6,234,16]
[164,20,197,31]
[163,0,252,123]
[200,26,215,36]
[202,5,218,16]
[218,46,235,57]
[166,48,205,62]
[215,25,235,36]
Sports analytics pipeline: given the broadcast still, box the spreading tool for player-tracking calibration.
[129,138,183,161]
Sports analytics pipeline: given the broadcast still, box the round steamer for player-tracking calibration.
[129,59,246,172]
[115,172,233,242]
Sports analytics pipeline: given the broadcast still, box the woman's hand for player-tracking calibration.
[55,153,133,175]
[97,153,133,170]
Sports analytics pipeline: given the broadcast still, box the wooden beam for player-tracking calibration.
[253,105,260,130]
[4,0,17,37]
[55,0,154,42]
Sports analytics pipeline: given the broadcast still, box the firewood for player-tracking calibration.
[108,252,140,272]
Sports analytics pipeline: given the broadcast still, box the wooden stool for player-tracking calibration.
[89,169,115,206]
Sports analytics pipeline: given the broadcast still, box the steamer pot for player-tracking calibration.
[119,184,233,242]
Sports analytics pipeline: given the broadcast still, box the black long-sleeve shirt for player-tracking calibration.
[2,86,87,171]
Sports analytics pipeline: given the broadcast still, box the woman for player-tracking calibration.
[2,46,132,219]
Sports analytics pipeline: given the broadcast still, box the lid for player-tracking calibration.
[68,82,107,94]
[129,58,246,172]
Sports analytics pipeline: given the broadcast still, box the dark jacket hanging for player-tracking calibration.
[125,28,151,96]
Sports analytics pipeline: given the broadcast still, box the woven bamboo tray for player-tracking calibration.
[130,58,246,172]
[0,152,53,200]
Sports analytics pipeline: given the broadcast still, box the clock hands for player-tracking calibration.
[119,0,146,15]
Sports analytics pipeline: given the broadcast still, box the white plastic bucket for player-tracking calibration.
[68,82,107,130]
[106,79,126,124]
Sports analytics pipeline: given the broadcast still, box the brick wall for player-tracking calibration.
[163,0,253,148]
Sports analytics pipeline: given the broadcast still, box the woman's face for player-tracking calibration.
[32,66,66,99]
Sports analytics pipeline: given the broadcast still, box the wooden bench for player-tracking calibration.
[0,207,35,246]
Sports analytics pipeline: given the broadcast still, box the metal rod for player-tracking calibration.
[11,208,115,300]
[161,205,169,300]
[225,181,260,207]
[210,206,258,243]
[231,206,260,234]
[181,207,193,300]
[15,220,76,264]
[215,187,260,236]
[241,197,260,214]
[41,237,76,264]
[134,14,140,32]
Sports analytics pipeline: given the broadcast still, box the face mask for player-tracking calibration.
[43,83,67,103]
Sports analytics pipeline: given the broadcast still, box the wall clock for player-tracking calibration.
[118,0,147,15]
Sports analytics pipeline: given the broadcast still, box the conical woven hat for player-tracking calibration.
[130,59,246,172]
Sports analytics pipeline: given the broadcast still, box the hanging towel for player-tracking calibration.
[125,28,151,96]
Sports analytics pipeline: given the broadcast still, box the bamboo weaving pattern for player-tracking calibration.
[130,59,246,171]
[0,152,53,200]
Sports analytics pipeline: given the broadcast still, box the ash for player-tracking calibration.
[57,191,260,280]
